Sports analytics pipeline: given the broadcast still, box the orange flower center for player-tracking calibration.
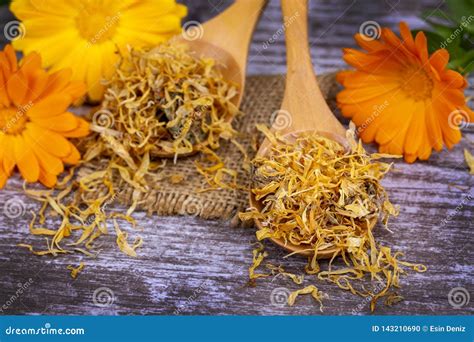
[399,65,433,101]
[0,107,28,135]
[76,5,120,44]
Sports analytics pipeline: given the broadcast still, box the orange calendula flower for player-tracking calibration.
[337,22,473,163]
[0,45,89,189]
[10,0,187,102]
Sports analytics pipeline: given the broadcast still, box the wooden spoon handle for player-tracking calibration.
[280,0,346,137]
[202,0,268,73]
[281,0,312,76]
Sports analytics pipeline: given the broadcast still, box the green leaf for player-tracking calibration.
[419,0,474,75]
[462,60,474,74]
[445,0,474,19]
[448,49,474,74]
[460,34,474,50]
[445,0,474,34]
[430,22,459,40]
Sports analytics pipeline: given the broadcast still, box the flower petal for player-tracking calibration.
[374,96,414,145]
[62,143,81,165]
[62,117,90,138]
[337,83,399,104]
[429,49,449,74]
[38,169,57,188]
[384,101,423,156]
[424,100,443,151]
[0,136,7,188]
[399,22,416,54]
[7,72,28,106]
[27,94,72,118]
[354,33,385,52]
[14,134,40,182]
[441,70,467,88]
[41,68,72,97]
[23,128,64,175]
[0,164,7,188]
[31,111,79,132]
[415,31,429,64]
[2,135,16,174]
[25,122,72,158]
[404,101,426,155]
[4,45,18,73]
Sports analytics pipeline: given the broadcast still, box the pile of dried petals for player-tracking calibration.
[240,124,426,311]
[91,42,241,159]
[89,42,248,190]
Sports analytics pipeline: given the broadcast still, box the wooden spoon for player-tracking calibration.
[249,0,375,258]
[155,0,267,158]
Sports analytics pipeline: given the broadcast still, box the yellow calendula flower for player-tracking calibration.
[10,0,188,102]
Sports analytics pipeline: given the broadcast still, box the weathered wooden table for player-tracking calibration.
[0,0,472,315]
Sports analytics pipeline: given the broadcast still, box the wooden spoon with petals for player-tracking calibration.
[249,0,375,258]
[154,0,268,158]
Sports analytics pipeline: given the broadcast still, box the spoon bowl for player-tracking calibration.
[177,40,244,107]
[250,0,376,258]
[152,41,242,158]
[154,0,267,158]
[249,129,375,258]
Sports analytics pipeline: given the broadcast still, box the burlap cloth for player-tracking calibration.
[107,72,342,224]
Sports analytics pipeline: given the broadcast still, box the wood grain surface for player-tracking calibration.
[0,0,473,315]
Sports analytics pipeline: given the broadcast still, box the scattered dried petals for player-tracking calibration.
[67,262,85,279]
[464,149,474,175]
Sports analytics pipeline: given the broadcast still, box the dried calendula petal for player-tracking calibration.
[114,218,141,258]
[248,243,270,284]
[288,285,325,311]
[242,124,425,311]
[67,262,85,279]
[266,264,304,285]
[464,149,474,175]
